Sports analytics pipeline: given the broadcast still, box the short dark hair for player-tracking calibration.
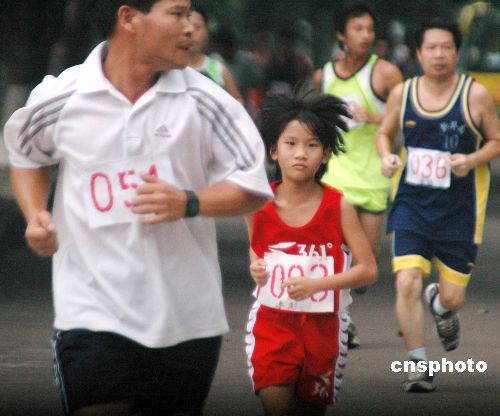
[87,0,158,39]
[258,93,349,180]
[414,18,462,50]
[335,2,378,35]
[191,5,209,23]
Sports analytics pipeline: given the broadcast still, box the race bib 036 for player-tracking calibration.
[405,147,451,189]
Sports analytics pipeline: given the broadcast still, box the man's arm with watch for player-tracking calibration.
[131,173,268,224]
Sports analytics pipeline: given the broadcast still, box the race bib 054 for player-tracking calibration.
[83,156,169,228]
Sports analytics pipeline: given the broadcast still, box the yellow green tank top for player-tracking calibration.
[321,55,389,191]
[198,56,225,87]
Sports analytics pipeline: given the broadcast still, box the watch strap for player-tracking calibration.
[184,190,200,217]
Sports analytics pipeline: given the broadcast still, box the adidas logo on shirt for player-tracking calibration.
[154,124,171,138]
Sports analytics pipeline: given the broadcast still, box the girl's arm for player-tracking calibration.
[283,198,378,300]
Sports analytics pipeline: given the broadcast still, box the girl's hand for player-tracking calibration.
[282,277,319,301]
[249,259,268,286]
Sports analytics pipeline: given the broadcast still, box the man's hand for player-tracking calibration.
[381,154,402,178]
[249,259,268,286]
[131,173,187,224]
[25,211,58,256]
[450,153,473,177]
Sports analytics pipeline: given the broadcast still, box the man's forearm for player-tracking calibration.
[10,167,52,221]
[468,139,500,167]
[196,181,268,217]
[376,132,394,158]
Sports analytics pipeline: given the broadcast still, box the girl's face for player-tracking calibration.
[270,120,329,183]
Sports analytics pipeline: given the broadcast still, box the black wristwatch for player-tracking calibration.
[184,190,200,217]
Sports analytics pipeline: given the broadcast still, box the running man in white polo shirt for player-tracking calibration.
[3,1,272,415]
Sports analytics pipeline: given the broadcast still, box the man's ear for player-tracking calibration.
[116,5,140,35]
[336,31,345,49]
[270,145,278,161]
[415,48,423,65]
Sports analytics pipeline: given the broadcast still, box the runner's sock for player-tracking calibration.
[409,347,428,363]
[433,296,450,317]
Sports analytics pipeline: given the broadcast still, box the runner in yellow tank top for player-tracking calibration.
[313,2,402,348]
[313,3,402,263]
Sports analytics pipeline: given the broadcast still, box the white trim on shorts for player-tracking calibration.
[52,330,70,415]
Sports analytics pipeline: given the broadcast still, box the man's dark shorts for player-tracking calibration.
[392,229,478,287]
[52,329,222,415]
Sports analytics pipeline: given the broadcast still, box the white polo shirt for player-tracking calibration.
[4,42,272,348]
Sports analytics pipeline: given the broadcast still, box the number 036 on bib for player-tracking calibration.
[405,147,451,189]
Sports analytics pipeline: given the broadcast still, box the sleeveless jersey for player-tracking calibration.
[387,74,489,244]
[197,56,225,87]
[251,183,352,313]
[321,54,389,191]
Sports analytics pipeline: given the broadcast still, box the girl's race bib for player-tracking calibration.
[257,251,335,313]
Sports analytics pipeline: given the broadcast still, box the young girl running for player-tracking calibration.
[245,93,378,416]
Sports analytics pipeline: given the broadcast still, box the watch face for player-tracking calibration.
[185,191,200,217]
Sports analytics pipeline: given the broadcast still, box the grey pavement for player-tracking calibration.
[0,180,499,415]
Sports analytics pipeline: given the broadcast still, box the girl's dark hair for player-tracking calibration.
[258,92,349,180]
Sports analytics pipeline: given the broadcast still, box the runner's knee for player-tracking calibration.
[438,288,465,311]
[396,269,422,299]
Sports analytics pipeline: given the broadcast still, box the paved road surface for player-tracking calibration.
[0,182,499,416]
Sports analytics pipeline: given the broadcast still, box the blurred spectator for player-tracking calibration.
[375,38,391,60]
[188,7,243,103]
[388,20,412,75]
[244,32,274,117]
[248,31,273,73]
[0,1,66,126]
[211,26,268,118]
[47,0,98,76]
[264,26,314,95]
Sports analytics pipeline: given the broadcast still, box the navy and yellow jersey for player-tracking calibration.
[387,74,490,244]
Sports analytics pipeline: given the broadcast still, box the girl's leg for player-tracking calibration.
[259,385,297,416]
